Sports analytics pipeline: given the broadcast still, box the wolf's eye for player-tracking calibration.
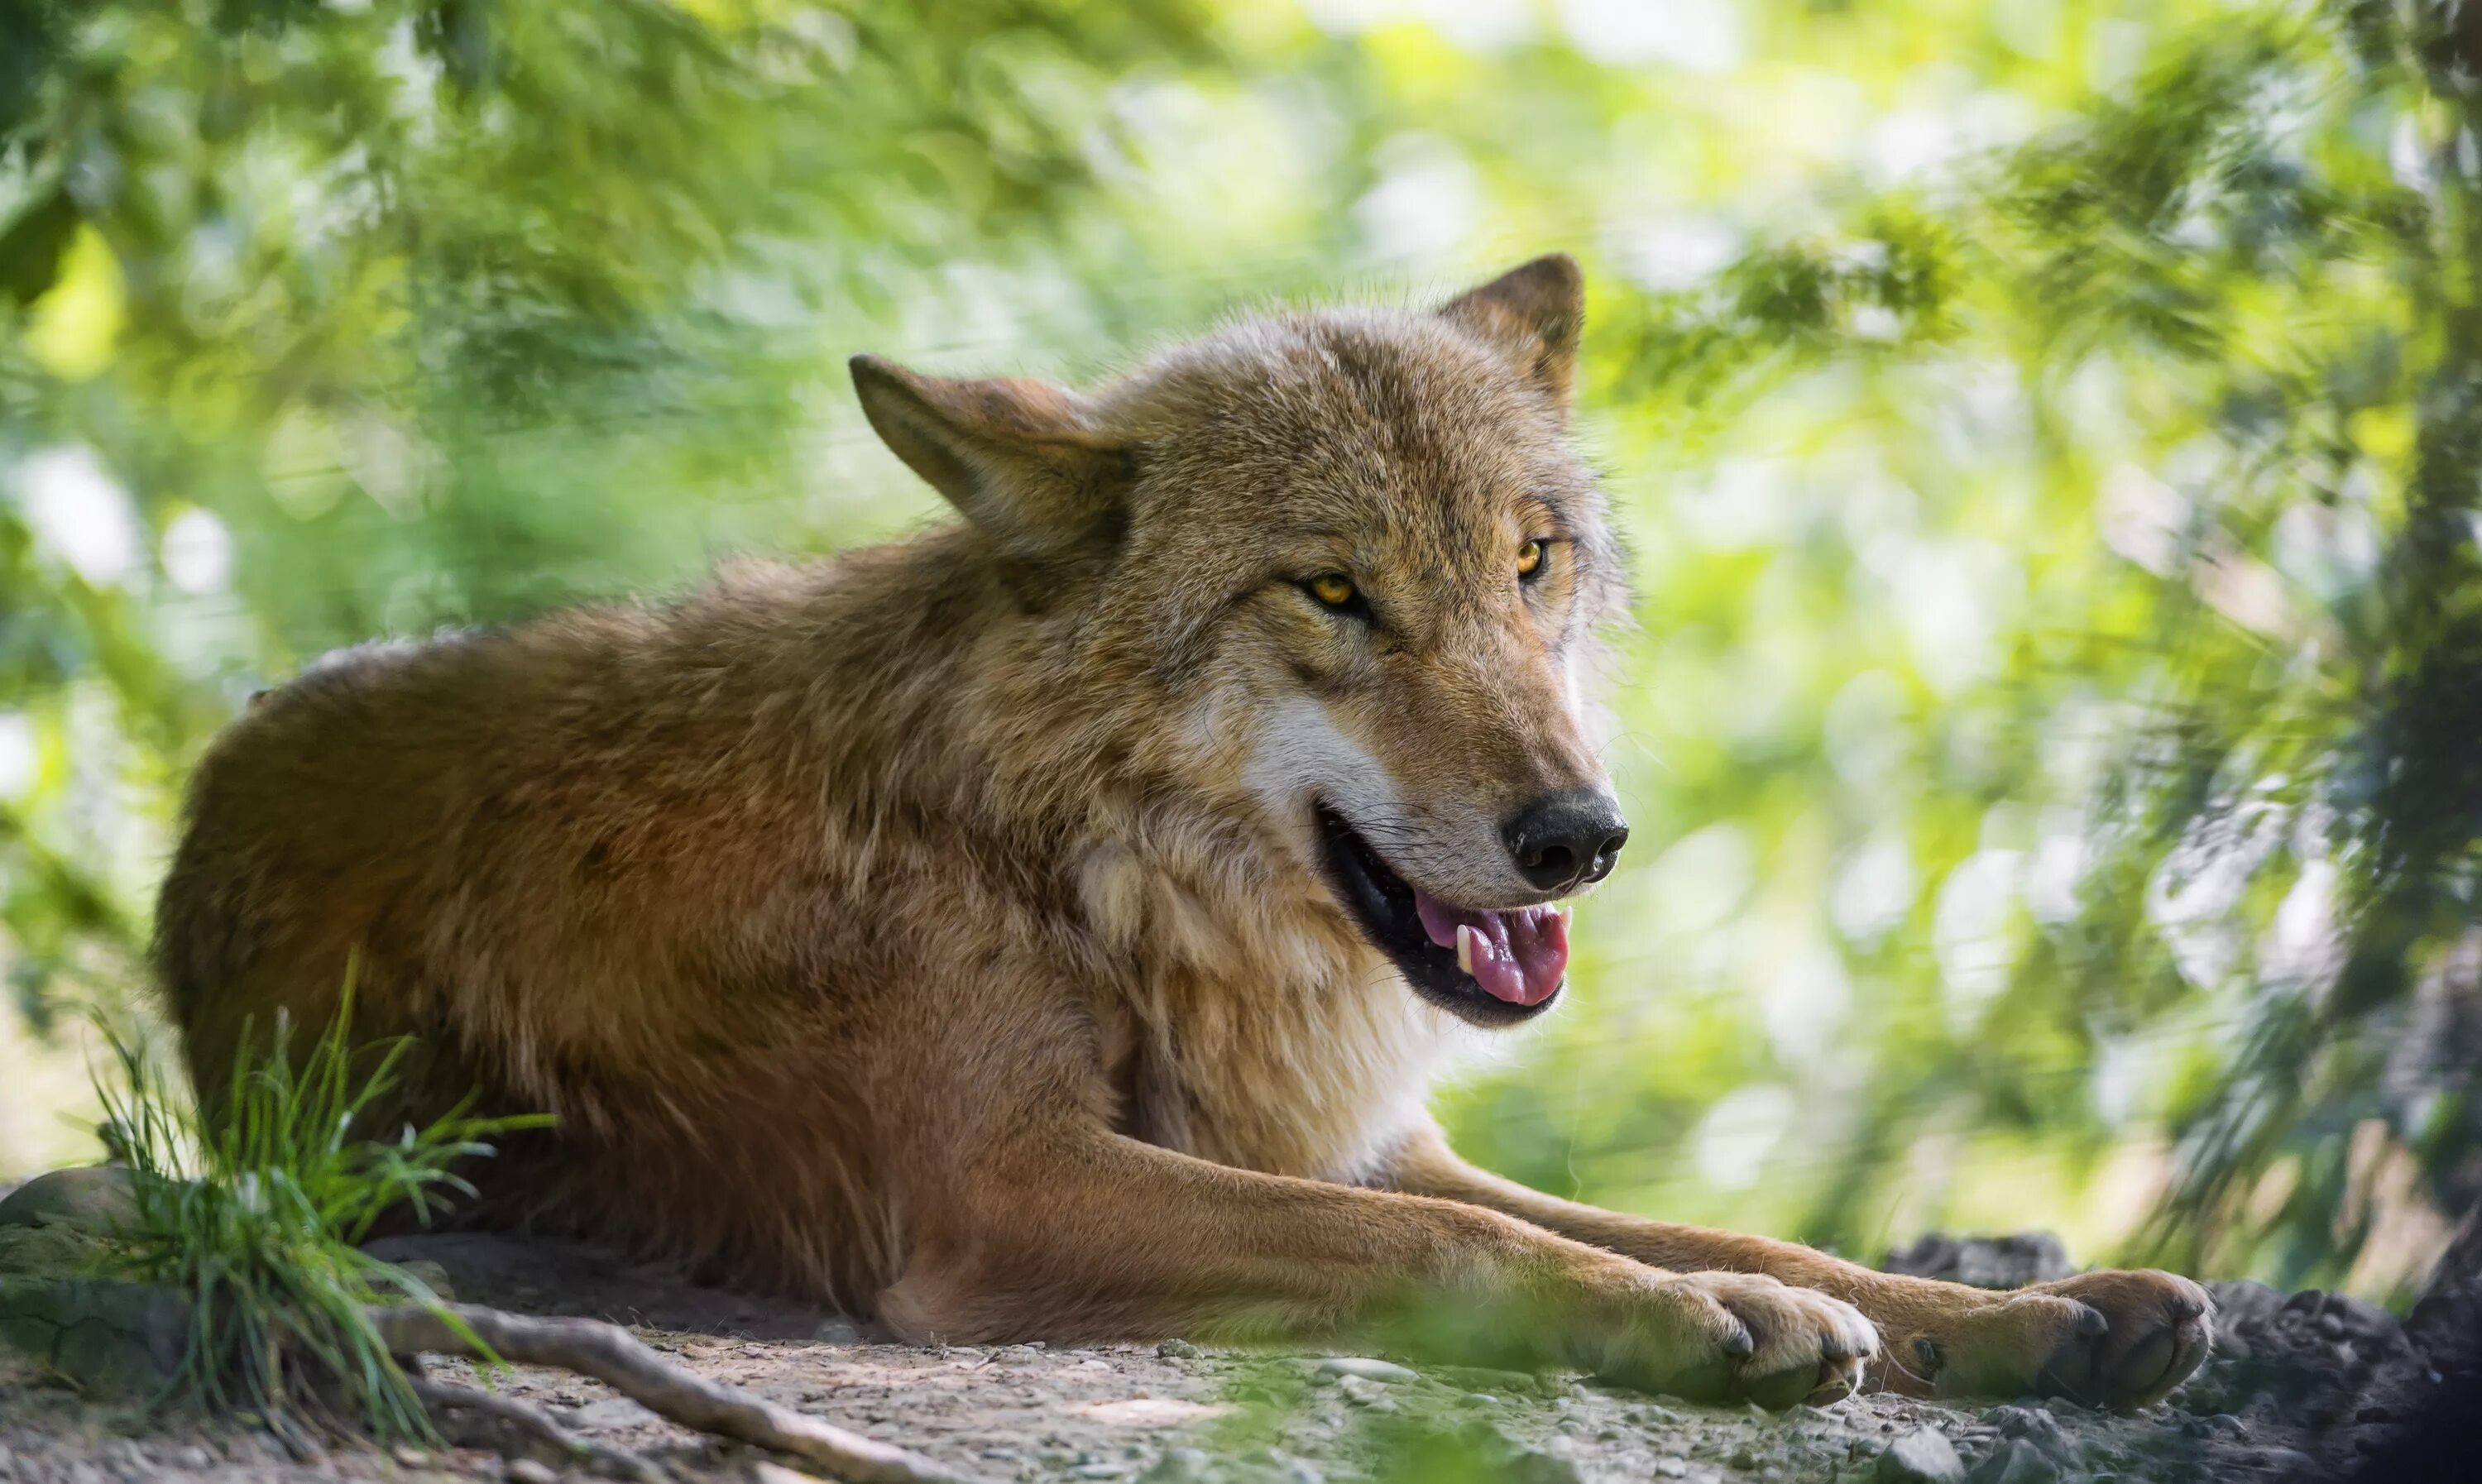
[1516,539,1547,581]
[1304,572,1358,610]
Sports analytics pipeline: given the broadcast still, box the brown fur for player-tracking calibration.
[156,257,2209,1408]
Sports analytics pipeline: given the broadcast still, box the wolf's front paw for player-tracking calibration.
[1909,1269,2212,1409]
[1601,1271,1877,1410]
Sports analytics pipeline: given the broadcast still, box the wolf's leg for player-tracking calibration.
[1373,1123,2211,1409]
[878,1129,1873,1409]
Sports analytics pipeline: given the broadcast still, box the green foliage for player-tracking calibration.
[92,985,549,1444]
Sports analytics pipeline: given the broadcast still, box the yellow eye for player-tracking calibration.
[1306,572,1358,609]
[1516,539,1545,578]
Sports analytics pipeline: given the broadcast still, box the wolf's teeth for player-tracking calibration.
[1455,925,1475,975]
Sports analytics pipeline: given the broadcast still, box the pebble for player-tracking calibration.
[1964,1439,2058,1484]
[2245,1447,2318,1473]
[171,1448,213,1472]
[392,1445,429,1467]
[504,1460,558,1484]
[570,1398,655,1429]
[1143,1452,1209,1483]
[1315,1356,1417,1384]
[1431,1364,1540,1395]
[1156,1338,1203,1360]
[1876,1429,1964,1483]
[1979,1405,2072,1461]
[1506,1453,1582,1484]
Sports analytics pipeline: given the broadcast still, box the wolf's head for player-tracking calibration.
[852,256,1627,1027]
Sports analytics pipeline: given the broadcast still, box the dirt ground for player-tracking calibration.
[0,1203,2467,1484]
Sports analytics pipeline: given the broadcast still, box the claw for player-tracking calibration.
[2072,1303,2110,1337]
[1722,1327,1755,1359]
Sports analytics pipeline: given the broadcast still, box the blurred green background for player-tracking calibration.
[5,0,2479,1305]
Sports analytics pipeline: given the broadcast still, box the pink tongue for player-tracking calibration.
[1412,892,1570,1006]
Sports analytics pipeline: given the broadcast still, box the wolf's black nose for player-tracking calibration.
[1503,790,1630,893]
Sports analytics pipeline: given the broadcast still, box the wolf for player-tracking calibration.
[155,256,2211,1410]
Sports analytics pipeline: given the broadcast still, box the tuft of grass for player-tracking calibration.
[91,974,553,1447]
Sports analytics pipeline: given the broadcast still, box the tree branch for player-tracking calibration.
[368,1304,978,1484]
[410,1376,669,1484]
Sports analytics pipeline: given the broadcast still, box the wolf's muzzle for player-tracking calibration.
[1502,789,1630,893]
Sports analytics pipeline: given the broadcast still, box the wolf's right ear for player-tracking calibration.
[1440,254,1585,413]
[850,354,1130,572]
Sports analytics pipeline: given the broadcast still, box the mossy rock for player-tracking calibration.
[0,1275,190,1394]
[0,1166,137,1233]
[0,1169,184,1392]
[0,1220,112,1281]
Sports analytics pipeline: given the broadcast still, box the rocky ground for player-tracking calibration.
[2,1175,2472,1484]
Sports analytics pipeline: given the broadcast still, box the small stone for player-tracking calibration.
[386,1259,457,1303]
[1315,1356,1418,1384]
[1654,1458,1689,1478]
[1070,1467,1129,1481]
[1978,1406,2071,1461]
[1142,1453,1208,1484]
[1079,1357,1114,1372]
[1156,1338,1203,1359]
[812,1317,863,1344]
[504,1460,558,1484]
[1878,1233,2075,1290]
[2203,1278,2287,1332]
[1506,1453,1583,1484]
[173,1448,213,1472]
[2244,1448,2317,1474]
[1965,1439,2058,1484]
[393,1444,429,1467]
[1730,1448,1760,1471]
[1876,1429,1964,1483]
[1432,1363,1541,1395]
[571,1398,656,1429]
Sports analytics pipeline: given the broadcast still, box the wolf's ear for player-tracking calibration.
[1440,254,1585,412]
[850,354,1130,572]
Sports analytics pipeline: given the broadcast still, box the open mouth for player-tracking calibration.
[1314,803,1570,1027]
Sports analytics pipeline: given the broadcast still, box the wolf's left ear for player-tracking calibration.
[1440,254,1585,413]
[850,354,1131,577]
